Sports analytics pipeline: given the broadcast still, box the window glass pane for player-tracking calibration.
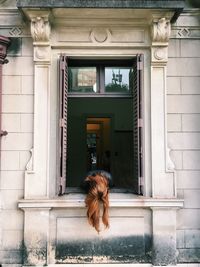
[69,67,97,93]
[105,67,133,93]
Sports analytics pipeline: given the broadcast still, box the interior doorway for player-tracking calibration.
[86,117,111,172]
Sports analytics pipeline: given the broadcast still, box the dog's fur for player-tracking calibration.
[82,171,112,233]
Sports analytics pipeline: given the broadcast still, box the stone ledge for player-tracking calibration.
[16,0,185,9]
[18,195,184,209]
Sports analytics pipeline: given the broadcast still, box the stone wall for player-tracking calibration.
[167,14,200,261]
[1,36,33,264]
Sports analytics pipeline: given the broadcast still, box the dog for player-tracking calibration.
[81,170,113,233]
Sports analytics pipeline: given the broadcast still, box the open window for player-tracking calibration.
[58,55,144,195]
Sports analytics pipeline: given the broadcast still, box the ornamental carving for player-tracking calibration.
[151,18,171,42]
[90,28,111,43]
[31,16,50,42]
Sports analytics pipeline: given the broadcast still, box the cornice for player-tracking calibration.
[16,0,185,9]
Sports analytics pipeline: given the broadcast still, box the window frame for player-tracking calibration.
[68,58,135,97]
[58,55,144,195]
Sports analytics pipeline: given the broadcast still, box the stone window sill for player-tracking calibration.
[18,194,184,209]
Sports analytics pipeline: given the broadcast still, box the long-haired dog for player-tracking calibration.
[82,170,113,233]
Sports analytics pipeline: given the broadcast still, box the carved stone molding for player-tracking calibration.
[31,16,50,43]
[90,28,111,43]
[34,46,51,62]
[151,18,171,43]
[26,148,34,173]
[151,46,168,64]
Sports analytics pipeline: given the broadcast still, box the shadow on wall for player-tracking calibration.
[186,0,200,7]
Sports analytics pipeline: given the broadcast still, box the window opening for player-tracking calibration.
[58,55,144,195]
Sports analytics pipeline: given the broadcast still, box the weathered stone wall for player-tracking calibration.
[167,12,200,262]
[1,36,33,264]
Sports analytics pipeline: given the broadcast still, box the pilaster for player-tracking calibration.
[150,17,176,198]
[151,208,177,266]
[150,17,179,266]
[24,10,51,199]
[22,207,51,265]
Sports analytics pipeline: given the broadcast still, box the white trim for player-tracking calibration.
[18,196,184,209]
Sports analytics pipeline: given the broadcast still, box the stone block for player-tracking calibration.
[183,151,200,170]
[181,40,200,57]
[1,190,24,210]
[182,114,200,132]
[1,114,21,133]
[177,189,184,198]
[2,230,23,250]
[24,209,50,265]
[181,77,200,94]
[185,230,200,248]
[20,114,33,132]
[178,248,200,262]
[177,209,200,229]
[176,13,200,27]
[184,190,200,208]
[168,95,200,113]
[177,229,185,249]
[1,210,23,230]
[167,58,200,76]
[168,39,180,57]
[168,133,200,150]
[21,75,34,95]
[177,171,200,189]
[1,133,32,151]
[167,76,181,94]
[0,250,22,264]
[152,209,177,265]
[7,37,22,56]
[2,75,21,95]
[170,150,183,170]
[3,56,33,76]
[0,151,20,171]
[167,114,182,132]
[0,171,24,190]
[2,95,33,113]
[22,37,33,56]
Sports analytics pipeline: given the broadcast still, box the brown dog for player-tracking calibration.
[82,171,112,233]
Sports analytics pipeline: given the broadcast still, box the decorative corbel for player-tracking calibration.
[151,18,171,43]
[31,16,50,43]
[151,18,171,64]
[26,10,51,63]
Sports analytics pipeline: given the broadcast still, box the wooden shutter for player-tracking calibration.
[58,55,68,195]
[133,54,144,195]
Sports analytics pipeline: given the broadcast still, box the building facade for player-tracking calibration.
[0,0,200,266]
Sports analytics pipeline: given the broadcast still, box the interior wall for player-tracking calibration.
[67,97,133,187]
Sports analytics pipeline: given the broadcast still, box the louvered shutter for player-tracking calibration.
[58,55,68,195]
[133,54,144,195]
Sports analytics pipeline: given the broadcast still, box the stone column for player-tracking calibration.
[150,18,178,266]
[24,10,51,199]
